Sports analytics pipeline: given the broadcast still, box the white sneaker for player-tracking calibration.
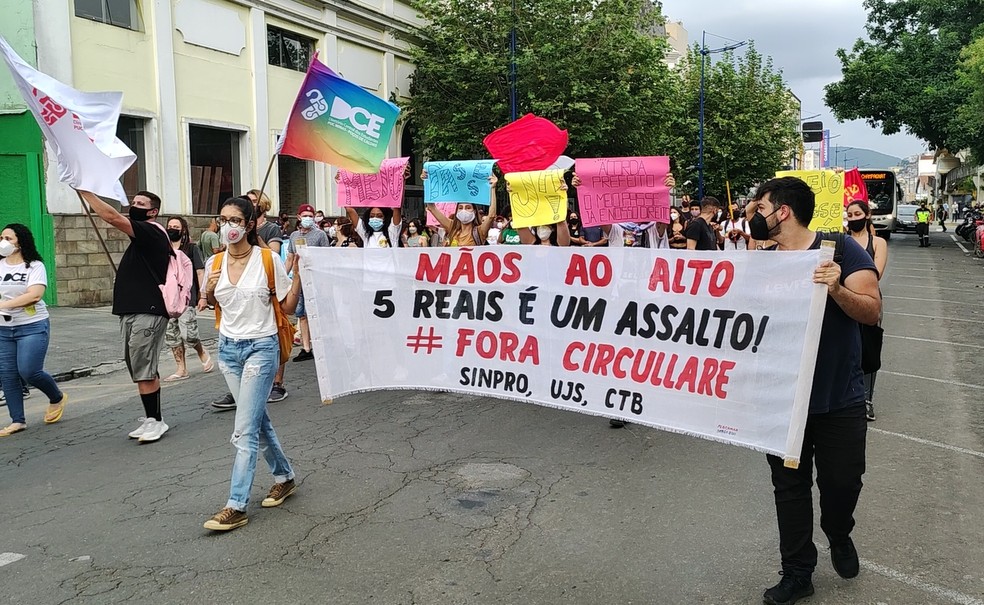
[128,417,153,439]
[138,419,169,443]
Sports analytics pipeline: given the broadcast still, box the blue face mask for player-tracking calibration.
[368,217,384,231]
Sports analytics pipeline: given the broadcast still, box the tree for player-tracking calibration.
[403,0,680,161]
[665,44,800,198]
[824,0,984,153]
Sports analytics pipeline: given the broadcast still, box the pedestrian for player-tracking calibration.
[497,215,523,245]
[162,216,212,382]
[315,210,326,229]
[330,217,363,248]
[668,208,688,250]
[685,196,722,251]
[199,217,222,261]
[0,376,30,406]
[402,218,429,247]
[567,211,584,245]
[746,177,881,605]
[936,201,947,232]
[81,190,173,443]
[277,212,293,236]
[250,189,288,402]
[719,201,752,251]
[679,195,693,226]
[201,196,299,532]
[846,200,888,422]
[915,201,931,247]
[0,224,68,437]
[287,204,330,362]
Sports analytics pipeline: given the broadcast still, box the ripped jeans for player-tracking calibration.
[218,334,294,511]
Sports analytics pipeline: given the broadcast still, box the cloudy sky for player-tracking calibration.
[659,0,926,160]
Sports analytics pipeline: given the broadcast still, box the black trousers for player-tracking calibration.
[766,403,867,576]
[916,222,929,245]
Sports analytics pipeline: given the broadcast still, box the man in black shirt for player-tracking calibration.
[82,190,172,443]
[684,196,722,251]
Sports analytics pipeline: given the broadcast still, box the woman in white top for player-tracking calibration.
[0,224,67,436]
[345,206,403,248]
[200,197,301,531]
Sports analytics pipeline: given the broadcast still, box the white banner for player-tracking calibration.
[300,247,830,464]
[0,35,135,205]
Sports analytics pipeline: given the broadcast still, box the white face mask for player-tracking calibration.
[409,226,417,234]
[456,210,475,224]
[670,213,679,221]
[536,226,553,240]
[327,226,337,238]
[221,223,245,245]
[0,240,16,257]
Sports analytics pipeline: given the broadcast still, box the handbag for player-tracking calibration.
[859,322,883,374]
[260,248,297,366]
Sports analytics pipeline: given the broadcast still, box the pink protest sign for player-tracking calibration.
[426,202,456,227]
[575,156,671,227]
[337,157,410,208]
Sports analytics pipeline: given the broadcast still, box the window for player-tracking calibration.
[116,116,147,202]
[189,125,242,215]
[74,0,140,30]
[268,26,315,72]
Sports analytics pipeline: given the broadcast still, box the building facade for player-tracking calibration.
[0,0,422,306]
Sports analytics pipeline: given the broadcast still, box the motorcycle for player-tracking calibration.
[956,209,983,242]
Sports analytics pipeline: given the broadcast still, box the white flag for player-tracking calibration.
[0,36,136,205]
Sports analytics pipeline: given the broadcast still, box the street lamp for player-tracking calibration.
[698,31,747,200]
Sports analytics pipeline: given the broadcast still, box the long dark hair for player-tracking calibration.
[336,217,363,247]
[847,200,875,237]
[220,197,261,247]
[166,216,194,257]
[2,223,43,268]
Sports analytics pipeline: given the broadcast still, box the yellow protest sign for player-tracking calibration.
[775,170,844,233]
[506,169,568,228]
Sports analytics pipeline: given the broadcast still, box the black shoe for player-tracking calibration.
[211,392,236,410]
[609,418,627,428]
[268,383,288,403]
[763,573,814,605]
[293,349,314,362]
[865,402,875,422]
[830,538,860,579]
[22,387,30,399]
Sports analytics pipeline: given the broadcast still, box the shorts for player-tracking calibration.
[295,291,306,319]
[165,306,201,348]
[120,313,169,382]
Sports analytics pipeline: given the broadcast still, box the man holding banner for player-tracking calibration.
[746,177,881,605]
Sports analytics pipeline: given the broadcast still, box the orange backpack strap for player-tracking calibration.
[210,252,224,329]
[260,247,276,296]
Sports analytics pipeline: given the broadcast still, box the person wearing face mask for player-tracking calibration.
[486,216,504,246]
[330,218,363,248]
[402,218,429,247]
[0,224,68,437]
[497,216,522,245]
[567,211,584,246]
[421,169,499,247]
[162,217,211,382]
[570,173,675,251]
[719,203,752,251]
[745,177,881,605]
[845,200,887,422]
[315,211,326,228]
[81,189,173,443]
[285,204,330,363]
[685,196,722,251]
[668,207,688,249]
[345,206,402,248]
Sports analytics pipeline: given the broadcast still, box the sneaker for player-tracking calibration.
[128,417,154,439]
[138,419,169,443]
[830,538,860,579]
[203,507,248,531]
[22,387,30,399]
[211,392,236,411]
[261,479,296,507]
[268,383,288,403]
[865,402,875,422]
[609,418,627,428]
[292,349,314,362]
[763,573,814,605]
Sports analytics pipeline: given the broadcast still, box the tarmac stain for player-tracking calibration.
[457,499,485,509]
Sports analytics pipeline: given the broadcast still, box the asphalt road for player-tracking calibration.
[2,225,982,605]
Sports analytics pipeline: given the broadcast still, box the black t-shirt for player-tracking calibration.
[257,221,283,250]
[180,244,205,303]
[113,219,170,317]
[582,226,606,245]
[684,216,718,250]
[771,233,878,414]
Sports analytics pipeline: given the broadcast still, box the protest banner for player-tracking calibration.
[426,202,457,228]
[842,168,869,206]
[300,247,830,465]
[776,169,844,232]
[575,156,671,227]
[337,157,409,208]
[505,169,568,229]
[424,160,498,205]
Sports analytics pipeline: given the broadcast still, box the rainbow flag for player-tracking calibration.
[276,56,400,174]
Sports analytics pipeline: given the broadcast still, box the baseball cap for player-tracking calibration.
[297,204,316,215]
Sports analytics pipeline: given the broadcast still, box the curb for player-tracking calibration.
[51,337,220,383]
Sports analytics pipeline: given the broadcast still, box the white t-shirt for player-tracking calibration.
[213,248,290,339]
[719,218,751,251]
[356,219,402,248]
[607,223,669,248]
[0,259,49,326]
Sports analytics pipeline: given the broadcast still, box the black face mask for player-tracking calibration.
[847,218,868,233]
[166,228,183,242]
[749,208,780,240]
[129,206,153,222]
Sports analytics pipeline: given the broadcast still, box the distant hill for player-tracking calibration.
[829,146,902,169]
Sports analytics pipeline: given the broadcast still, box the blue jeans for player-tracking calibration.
[218,334,294,511]
[0,319,63,424]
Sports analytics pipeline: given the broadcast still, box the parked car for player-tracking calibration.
[894,204,918,233]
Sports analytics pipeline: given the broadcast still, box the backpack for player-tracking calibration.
[819,231,846,264]
[148,222,194,318]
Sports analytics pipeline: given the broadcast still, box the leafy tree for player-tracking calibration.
[665,44,800,198]
[825,0,984,154]
[403,0,680,160]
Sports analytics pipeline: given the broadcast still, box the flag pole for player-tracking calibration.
[254,153,278,206]
[75,191,118,274]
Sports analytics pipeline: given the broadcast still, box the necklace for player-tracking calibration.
[228,246,252,260]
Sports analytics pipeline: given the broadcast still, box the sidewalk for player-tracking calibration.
[45,306,219,382]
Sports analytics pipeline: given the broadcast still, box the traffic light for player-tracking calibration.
[802,121,823,143]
